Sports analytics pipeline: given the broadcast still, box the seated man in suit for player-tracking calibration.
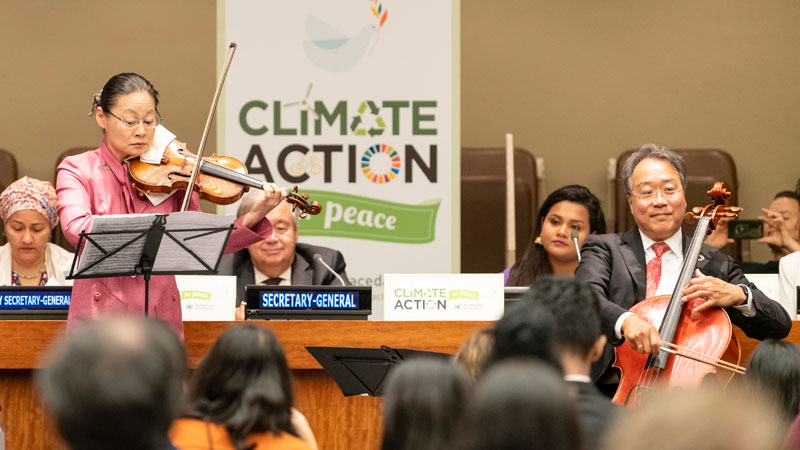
[575,143,791,388]
[530,276,619,450]
[221,191,350,307]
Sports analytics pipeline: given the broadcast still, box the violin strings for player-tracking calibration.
[201,160,263,189]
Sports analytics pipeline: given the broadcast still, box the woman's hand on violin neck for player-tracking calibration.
[622,315,661,355]
[241,183,287,229]
[682,269,746,313]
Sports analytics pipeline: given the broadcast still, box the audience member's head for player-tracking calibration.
[381,357,470,450]
[508,184,605,285]
[239,191,300,278]
[488,300,561,371]
[746,339,800,423]
[453,328,494,383]
[36,318,186,450]
[527,276,606,375]
[451,359,581,450]
[181,323,296,450]
[602,387,786,450]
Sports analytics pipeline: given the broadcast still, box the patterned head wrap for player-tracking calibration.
[0,177,59,228]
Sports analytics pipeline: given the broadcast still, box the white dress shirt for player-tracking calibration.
[253,265,292,286]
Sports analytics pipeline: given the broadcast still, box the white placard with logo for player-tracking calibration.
[177,275,236,321]
[383,274,504,321]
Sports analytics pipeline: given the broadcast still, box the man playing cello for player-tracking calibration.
[575,144,791,390]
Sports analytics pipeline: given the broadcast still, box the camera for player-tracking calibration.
[727,220,763,239]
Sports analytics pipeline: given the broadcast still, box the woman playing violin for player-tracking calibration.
[56,73,284,338]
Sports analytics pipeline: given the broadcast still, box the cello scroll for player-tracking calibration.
[683,182,743,232]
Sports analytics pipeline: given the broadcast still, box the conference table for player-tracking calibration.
[0,319,795,450]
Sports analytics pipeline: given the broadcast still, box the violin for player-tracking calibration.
[127,42,321,219]
[128,142,322,217]
[613,182,745,407]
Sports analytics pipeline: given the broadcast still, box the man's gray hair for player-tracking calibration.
[621,143,687,195]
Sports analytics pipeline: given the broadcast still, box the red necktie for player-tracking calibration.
[646,242,670,298]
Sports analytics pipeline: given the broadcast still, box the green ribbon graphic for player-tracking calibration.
[298,190,440,243]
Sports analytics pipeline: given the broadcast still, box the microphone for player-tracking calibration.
[570,230,581,263]
[313,253,346,286]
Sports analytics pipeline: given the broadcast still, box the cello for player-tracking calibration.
[613,182,746,406]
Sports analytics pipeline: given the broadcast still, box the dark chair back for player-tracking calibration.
[461,147,538,273]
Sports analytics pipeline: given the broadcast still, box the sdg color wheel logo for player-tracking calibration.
[361,144,400,183]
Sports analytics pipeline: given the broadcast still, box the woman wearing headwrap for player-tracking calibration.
[1,177,74,286]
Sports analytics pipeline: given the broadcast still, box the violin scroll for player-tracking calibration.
[285,186,322,218]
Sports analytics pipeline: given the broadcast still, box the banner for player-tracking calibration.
[221,1,459,307]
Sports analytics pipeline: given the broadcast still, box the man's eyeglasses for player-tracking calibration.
[104,110,161,129]
[630,187,683,202]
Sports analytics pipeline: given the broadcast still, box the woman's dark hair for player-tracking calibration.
[181,324,295,450]
[507,184,605,286]
[746,339,800,423]
[90,72,160,117]
[381,358,470,450]
[450,359,581,450]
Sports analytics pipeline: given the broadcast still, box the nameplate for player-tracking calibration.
[176,275,236,321]
[0,286,71,320]
[245,285,372,320]
[383,274,504,321]
[0,286,71,310]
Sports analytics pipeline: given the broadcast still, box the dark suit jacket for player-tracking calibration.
[575,227,792,381]
[568,381,619,450]
[219,242,350,305]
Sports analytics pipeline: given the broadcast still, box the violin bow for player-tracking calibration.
[180,42,238,212]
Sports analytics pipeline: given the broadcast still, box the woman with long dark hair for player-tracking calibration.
[506,184,605,286]
[746,339,800,423]
[170,324,316,450]
[450,360,581,450]
[381,358,470,450]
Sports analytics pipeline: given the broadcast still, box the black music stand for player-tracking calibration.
[67,212,235,317]
[305,345,450,397]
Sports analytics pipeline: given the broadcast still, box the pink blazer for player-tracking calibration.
[56,141,271,338]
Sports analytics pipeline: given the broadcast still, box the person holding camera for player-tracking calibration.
[705,189,800,273]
